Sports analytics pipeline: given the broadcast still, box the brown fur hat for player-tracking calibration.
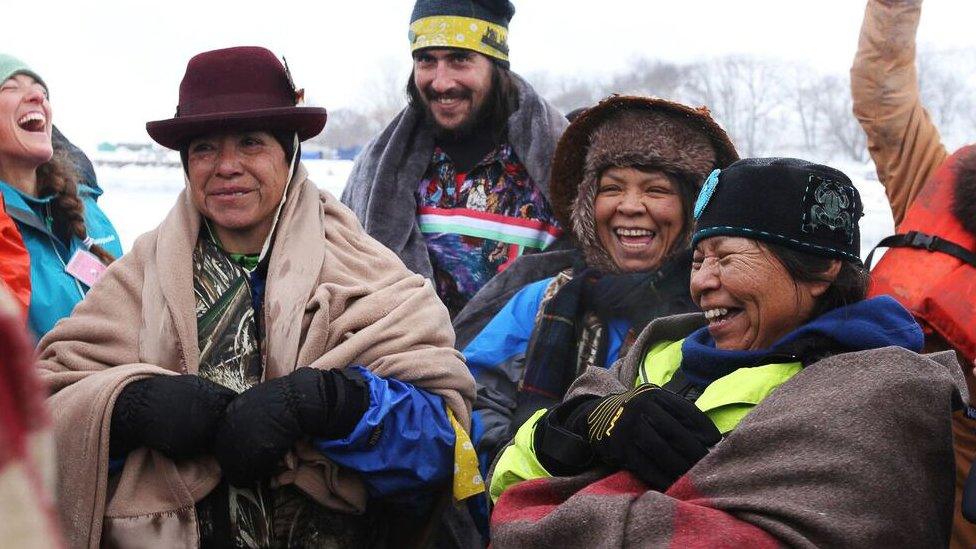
[551,95,738,271]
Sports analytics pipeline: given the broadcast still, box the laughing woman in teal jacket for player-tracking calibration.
[0,54,122,338]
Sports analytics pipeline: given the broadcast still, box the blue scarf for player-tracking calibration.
[679,296,924,389]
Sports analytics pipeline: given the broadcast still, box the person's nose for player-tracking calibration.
[690,257,721,297]
[430,62,457,95]
[616,190,645,216]
[23,86,46,105]
[215,145,243,178]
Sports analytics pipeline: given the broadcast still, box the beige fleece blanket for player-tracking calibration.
[36,164,474,548]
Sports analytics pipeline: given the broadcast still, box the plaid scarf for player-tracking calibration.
[518,250,694,411]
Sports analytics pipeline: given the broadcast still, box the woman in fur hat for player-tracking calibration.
[461,95,737,526]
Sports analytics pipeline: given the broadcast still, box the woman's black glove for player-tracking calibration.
[109,375,236,461]
[535,384,721,490]
[213,367,369,486]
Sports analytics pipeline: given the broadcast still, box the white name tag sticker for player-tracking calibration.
[65,249,107,287]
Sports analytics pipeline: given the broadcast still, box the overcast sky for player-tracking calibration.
[6,0,975,150]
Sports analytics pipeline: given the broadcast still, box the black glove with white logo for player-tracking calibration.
[536,384,720,490]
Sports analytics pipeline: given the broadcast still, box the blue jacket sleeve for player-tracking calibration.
[463,278,550,380]
[314,366,454,498]
[462,278,550,477]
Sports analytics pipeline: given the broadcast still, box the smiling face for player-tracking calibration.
[412,48,493,135]
[186,130,289,253]
[593,167,686,273]
[0,74,53,170]
[690,236,831,351]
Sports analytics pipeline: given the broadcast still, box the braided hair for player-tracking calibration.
[34,145,115,265]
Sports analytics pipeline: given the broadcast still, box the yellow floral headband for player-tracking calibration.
[409,15,510,64]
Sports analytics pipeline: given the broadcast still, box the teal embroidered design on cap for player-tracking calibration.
[694,169,721,220]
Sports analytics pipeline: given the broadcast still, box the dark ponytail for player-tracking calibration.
[35,146,115,266]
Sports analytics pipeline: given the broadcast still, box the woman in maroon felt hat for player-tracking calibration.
[35,46,476,547]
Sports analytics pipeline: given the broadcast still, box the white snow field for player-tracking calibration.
[96,158,895,261]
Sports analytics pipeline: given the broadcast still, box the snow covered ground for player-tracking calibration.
[96,158,895,261]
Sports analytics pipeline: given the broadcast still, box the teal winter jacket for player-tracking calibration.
[0,180,122,339]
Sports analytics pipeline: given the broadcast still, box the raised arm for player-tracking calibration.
[850,0,948,224]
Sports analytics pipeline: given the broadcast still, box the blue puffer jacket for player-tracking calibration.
[0,181,122,339]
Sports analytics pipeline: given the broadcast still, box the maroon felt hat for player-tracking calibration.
[146,46,327,150]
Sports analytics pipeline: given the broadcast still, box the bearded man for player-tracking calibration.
[342,0,568,319]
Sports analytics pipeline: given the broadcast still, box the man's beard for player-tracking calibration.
[422,84,494,142]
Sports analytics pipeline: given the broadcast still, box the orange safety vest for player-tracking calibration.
[0,195,30,315]
[868,145,976,363]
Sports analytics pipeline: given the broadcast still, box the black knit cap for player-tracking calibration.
[409,0,515,66]
[692,157,863,263]
[411,0,514,26]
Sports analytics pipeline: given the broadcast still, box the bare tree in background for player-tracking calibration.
[790,65,828,153]
[527,60,692,117]
[918,48,976,148]
[817,74,868,162]
[362,57,411,130]
[608,59,688,100]
[683,56,787,157]
[523,71,604,114]
[312,109,378,151]
[309,57,409,155]
[314,49,976,163]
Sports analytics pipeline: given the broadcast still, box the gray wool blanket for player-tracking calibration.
[490,313,969,548]
[340,73,568,279]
